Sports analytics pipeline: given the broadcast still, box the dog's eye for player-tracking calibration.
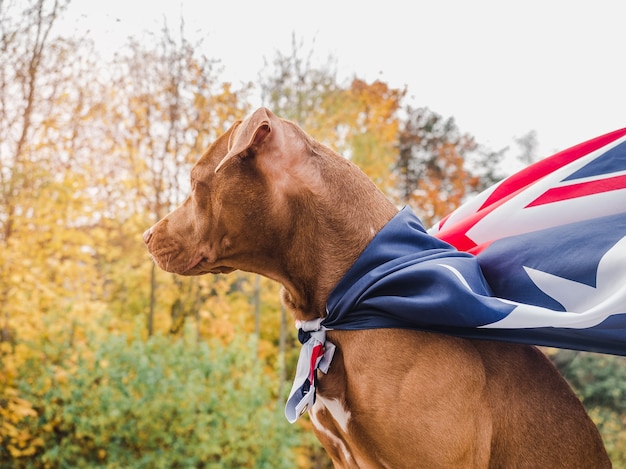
[190,178,198,191]
[191,179,208,195]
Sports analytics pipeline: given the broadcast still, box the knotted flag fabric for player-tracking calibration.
[285,319,335,423]
[286,127,626,422]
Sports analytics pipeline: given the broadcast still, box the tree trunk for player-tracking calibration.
[148,263,157,336]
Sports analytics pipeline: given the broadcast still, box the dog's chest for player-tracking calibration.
[309,395,362,466]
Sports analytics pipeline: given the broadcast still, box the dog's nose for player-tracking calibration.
[143,227,153,245]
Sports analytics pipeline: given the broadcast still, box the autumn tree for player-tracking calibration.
[0,0,74,344]
[97,21,248,337]
[260,33,340,127]
[336,78,403,192]
[0,0,105,347]
[0,0,111,458]
[395,105,488,226]
[261,37,404,193]
[515,129,539,166]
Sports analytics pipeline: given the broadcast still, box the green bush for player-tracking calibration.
[552,350,626,466]
[5,329,302,468]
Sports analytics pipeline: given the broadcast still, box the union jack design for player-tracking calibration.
[430,128,626,253]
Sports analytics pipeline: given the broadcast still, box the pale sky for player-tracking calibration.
[63,0,625,161]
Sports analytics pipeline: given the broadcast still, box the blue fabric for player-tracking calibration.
[323,207,626,356]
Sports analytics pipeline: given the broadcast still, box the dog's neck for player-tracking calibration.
[273,152,398,322]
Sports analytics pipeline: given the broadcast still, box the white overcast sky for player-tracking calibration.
[62,0,625,160]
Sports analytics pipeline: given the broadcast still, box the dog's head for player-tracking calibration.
[144,107,397,318]
[143,107,321,278]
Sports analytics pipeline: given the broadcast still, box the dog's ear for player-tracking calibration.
[215,107,273,173]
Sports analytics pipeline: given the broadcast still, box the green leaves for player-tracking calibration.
[8,329,301,468]
[550,349,626,462]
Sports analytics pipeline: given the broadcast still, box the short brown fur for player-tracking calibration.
[144,107,610,468]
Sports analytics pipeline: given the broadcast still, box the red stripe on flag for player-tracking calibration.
[527,174,626,207]
[309,344,324,383]
[438,230,479,252]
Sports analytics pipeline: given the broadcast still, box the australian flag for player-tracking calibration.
[324,128,626,356]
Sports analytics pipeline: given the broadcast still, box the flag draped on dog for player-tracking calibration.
[287,127,626,422]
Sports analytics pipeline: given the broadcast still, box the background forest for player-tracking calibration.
[1,1,625,467]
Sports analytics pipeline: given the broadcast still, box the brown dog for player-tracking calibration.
[144,107,610,467]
